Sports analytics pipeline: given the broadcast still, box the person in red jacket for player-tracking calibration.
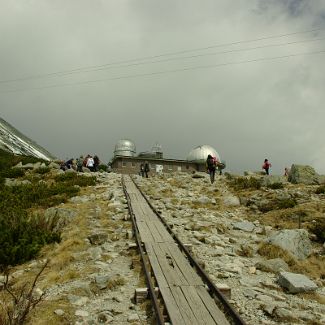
[262,159,272,175]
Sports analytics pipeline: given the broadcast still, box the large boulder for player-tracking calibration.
[266,229,312,260]
[288,164,320,185]
[255,258,289,274]
[278,272,317,293]
[261,175,286,187]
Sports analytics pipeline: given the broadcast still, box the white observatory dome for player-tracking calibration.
[187,145,220,164]
[114,139,136,157]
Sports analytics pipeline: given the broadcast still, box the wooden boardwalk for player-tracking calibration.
[124,177,230,325]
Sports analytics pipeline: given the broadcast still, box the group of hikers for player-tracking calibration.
[60,155,101,172]
[139,161,150,178]
[206,156,289,184]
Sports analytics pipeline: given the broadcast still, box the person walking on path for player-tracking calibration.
[206,154,217,184]
[262,159,272,175]
[140,163,145,177]
[144,161,150,178]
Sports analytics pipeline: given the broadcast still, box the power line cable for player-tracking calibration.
[0,27,323,84]
[1,49,324,94]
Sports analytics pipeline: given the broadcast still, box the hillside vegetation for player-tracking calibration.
[0,149,96,270]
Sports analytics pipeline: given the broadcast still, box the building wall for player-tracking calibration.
[111,157,198,175]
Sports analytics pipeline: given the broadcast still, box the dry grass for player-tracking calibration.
[298,292,325,305]
[107,275,126,290]
[258,243,296,266]
[237,244,254,257]
[25,298,75,325]
[258,243,325,279]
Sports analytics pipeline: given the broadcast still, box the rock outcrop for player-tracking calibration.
[288,164,320,185]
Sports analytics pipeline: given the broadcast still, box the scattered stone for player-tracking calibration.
[75,310,89,317]
[95,275,110,290]
[88,233,108,245]
[223,194,240,207]
[255,258,289,274]
[127,314,140,322]
[278,272,318,293]
[54,309,65,316]
[233,221,255,232]
[44,207,77,232]
[266,229,312,260]
[273,307,294,320]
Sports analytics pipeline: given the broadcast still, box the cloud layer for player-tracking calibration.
[1,0,325,174]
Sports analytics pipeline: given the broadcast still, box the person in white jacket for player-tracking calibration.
[86,156,95,172]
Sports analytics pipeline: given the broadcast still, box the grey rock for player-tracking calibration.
[95,275,110,290]
[68,295,89,306]
[54,309,65,316]
[127,314,140,322]
[262,303,276,316]
[273,307,294,320]
[97,312,114,323]
[243,288,257,298]
[75,310,89,317]
[223,194,240,207]
[233,221,255,232]
[266,229,312,260]
[5,179,31,187]
[82,167,91,173]
[44,207,77,232]
[278,271,318,293]
[255,258,289,274]
[70,195,90,203]
[288,164,320,185]
[88,233,108,245]
[261,175,286,187]
[21,163,35,169]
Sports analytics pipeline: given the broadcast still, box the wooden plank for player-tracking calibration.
[196,286,230,325]
[160,286,185,325]
[181,286,216,325]
[169,286,198,324]
[162,242,204,285]
[137,222,155,243]
[153,221,174,242]
[145,243,169,288]
[152,243,187,286]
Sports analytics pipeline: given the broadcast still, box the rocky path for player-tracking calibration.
[136,172,325,325]
[8,171,325,325]
[23,172,153,325]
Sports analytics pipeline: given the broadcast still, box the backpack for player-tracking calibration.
[207,157,216,169]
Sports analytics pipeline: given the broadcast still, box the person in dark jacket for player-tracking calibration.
[144,161,150,178]
[206,154,217,184]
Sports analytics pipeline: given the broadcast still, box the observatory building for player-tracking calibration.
[110,139,224,175]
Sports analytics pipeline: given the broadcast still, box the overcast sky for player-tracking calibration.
[1,0,325,174]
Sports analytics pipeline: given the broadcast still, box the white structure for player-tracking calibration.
[187,145,221,164]
[114,139,136,157]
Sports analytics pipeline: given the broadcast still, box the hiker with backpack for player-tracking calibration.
[94,155,100,172]
[262,159,272,175]
[206,154,217,184]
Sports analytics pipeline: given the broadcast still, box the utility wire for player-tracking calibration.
[0,27,323,84]
[41,37,325,76]
[1,49,324,94]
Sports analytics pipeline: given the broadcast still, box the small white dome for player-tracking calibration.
[187,145,220,164]
[114,139,136,157]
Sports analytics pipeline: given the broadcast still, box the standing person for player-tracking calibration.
[86,155,95,172]
[262,159,272,175]
[76,156,84,172]
[206,154,217,184]
[284,167,289,177]
[140,163,145,177]
[144,161,150,178]
[94,155,100,172]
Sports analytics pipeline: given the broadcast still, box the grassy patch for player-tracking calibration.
[229,176,262,190]
[267,182,284,189]
[257,243,296,266]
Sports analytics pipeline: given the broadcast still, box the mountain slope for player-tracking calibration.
[0,117,55,161]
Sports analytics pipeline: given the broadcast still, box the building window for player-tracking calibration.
[168,165,173,171]
[131,162,136,168]
[186,165,189,169]
[122,162,127,167]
